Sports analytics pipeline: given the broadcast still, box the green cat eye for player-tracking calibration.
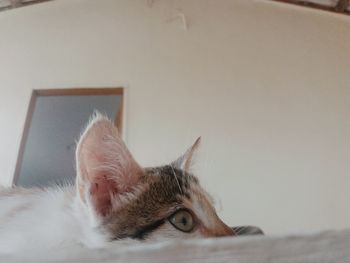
[169,209,194,232]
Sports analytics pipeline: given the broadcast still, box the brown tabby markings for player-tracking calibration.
[102,165,234,240]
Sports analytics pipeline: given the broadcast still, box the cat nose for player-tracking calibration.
[201,220,236,237]
[218,223,236,237]
[210,221,236,237]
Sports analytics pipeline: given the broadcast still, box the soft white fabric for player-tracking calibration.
[2,230,350,263]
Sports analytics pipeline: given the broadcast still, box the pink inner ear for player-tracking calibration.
[90,175,119,216]
[76,115,143,217]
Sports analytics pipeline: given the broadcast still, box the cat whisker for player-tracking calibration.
[170,164,183,194]
[234,226,248,236]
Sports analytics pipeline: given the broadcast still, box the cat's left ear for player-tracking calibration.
[75,113,143,217]
[171,137,201,173]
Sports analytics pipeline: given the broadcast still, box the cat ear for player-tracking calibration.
[171,137,201,173]
[76,113,143,217]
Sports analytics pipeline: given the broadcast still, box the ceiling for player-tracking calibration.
[0,0,349,14]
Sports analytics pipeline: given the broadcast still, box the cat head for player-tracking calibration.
[75,113,235,241]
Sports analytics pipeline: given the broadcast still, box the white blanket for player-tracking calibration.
[3,230,350,263]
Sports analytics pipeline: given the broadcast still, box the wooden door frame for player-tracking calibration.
[12,87,124,186]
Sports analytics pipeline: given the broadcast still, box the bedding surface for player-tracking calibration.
[2,230,350,262]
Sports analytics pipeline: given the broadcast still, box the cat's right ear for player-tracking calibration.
[171,137,201,173]
[75,113,143,217]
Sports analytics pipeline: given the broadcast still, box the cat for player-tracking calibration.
[0,112,235,255]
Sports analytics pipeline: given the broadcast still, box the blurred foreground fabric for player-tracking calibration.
[3,230,350,263]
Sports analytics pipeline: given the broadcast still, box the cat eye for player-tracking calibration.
[169,209,194,232]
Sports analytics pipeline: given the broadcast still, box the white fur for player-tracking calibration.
[0,113,141,255]
[0,187,108,255]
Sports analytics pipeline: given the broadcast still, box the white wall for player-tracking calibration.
[0,0,350,235]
